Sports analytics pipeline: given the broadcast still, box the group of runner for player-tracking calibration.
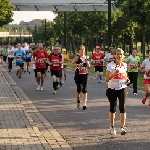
[1,42,150,136]
[0,43,69,94]
[71,45,150,137]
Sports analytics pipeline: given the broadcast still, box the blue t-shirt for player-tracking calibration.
[14,50,25,63]
[25,51,32,60]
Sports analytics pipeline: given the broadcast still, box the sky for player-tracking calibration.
[11,11,56,24]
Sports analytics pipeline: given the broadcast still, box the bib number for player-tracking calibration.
[147,71,150,77]
[79,67,88,74]
[113,73,125,80]
[130,64,137,69]
[37,58,44,64]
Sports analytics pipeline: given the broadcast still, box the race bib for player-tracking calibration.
[37,58,44,64]
[52,59,59,66]
[17,56,22,60]
[130,64,137,69]
[27,53,31,58]
[79,67,88,74]
[113,73,125,80]
[147,71,150,77]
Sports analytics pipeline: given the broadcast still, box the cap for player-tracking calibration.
[96,46,100,49]
[62,48,66,52]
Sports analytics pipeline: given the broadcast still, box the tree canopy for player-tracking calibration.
[0,0,14,27]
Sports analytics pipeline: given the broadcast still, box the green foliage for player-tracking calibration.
[0,0,14,26]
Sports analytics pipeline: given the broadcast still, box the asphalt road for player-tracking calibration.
[5,64,150,150]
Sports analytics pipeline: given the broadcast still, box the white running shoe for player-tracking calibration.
[40,87,43,91]
[133,93,137,95]
[121,127,127,135]
[36,85,40,91]
[110,127,116,137]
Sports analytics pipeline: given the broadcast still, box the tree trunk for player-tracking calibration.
[142,26,145,60]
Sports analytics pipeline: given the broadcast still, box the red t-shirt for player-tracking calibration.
[48,53,62,71]
[92,51,104,66]
[33,50,48,69]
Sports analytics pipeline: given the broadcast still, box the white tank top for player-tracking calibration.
[107,62,127,90]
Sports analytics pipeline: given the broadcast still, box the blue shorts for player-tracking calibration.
[16,62,24,68]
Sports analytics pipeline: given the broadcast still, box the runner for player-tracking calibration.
[2,46,8,67]
[8,45,15,72]
[105,48,130,136]
[33,43,48,91]
[140,50,150,107]
[32,47,38,85]
[62,48,69,83]
[104,47,115,66]
[48,45,62,94]
[58,48,64,86]
[14,44,25,79]
[24,47,32,74]
[91,46,104,85]
[126,48,140,95]
[71,45,90,110]
[44,46,50,76]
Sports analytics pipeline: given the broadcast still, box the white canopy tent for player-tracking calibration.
[10,0,116,12]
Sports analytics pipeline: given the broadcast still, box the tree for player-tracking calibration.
[0,0,14,26]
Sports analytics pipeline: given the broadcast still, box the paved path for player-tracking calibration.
[1,64,150,150]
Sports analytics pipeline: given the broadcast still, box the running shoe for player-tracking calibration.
[53,90,56,94]
[148,104,150,107]
[36,85,40,91]
[96,81,100,85]
[77,100,80,109]
[142,97,147,104]
[110,127,116,137]
[133,93,137,95]
[82,106,87,110]
[121,127,127,135]
[100,76,102,80]
[40,87,43,91]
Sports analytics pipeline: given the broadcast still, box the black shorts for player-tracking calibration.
[3,56,7,62]
[59,69,62,78]
[34,69,37,77]
[51,69,60,78]
[36,68,45,74]
[94,66,103,72]
[0,54,3,56]
[46,63,49,69]
[63,65,67,68]
[25,59,31,62]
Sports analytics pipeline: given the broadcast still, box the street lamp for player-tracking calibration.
[108,0,112,47]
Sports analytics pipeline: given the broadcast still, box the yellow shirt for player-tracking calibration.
[47,50,51,55]
[63,54,69,65]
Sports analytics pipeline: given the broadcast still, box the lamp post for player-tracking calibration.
[44,18,47,46]
[108,0,112,47]
[64,12,67,49]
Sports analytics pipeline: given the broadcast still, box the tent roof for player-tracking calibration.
[10,0,116,12]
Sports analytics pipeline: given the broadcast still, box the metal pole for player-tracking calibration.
[35,25,37,46]
[108,0,111,47]
[44,19,47,46]
[29,27,30,44]
[64,12,67,49]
